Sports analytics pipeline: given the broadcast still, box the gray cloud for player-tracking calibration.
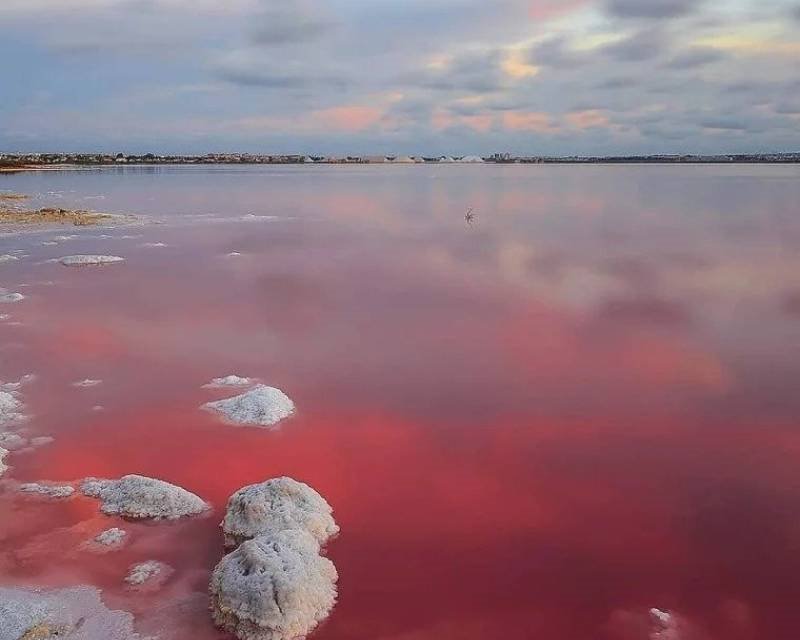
[665,47,725,69]
[605,0,701,19]
[403,50,509,94]
[528,36,589,69]
[602,29,668,61]
[250,6,333,46]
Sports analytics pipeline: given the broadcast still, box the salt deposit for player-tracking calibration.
[0,585,139,640]
[140,242,168,248]
[58,255,125,267]
[124,560,172,588]
[222,477,339,549]
[19,482,75,499]
[0,293,24,303]
[81,474,209,520]
[204,374,253,388]
[73,378,102,388]
[0,255,18,263]
[94,527,127,548]
[209,529,338,640]
[203,384,295,427]
[0,448,7,477]
[0,390,25,427]
[0,432,26,450]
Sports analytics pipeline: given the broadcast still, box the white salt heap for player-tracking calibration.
[58,255,125,266]
[209,529,338,640]
[203,384,295,427]
[81,474,209,520]
[204,374,253,388]
[222,477,339,549]
[94,527,127,548]
[0,390,25,427]
[0,585,139,640]
[19,483,75,499]
[0,293,24,303]
[0,448,7,478]
[124,560,172,588]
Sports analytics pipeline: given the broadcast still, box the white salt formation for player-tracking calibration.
[0,254,19,263]
[81,474,209,520]
[0,432,26,451]
[650,608,684,640]
[203,384,295,427]
[204,374,253,388]
[222,477,339,549]
[0,448,7,478]
[73,378,102,388]
[0,293,24,303]
[0,585,139,640]
[124,560,172,588]
[94,527,127,548]
[19,483,75,498]
[58,255,125,266]
[209,529,338,640]
[0,390,25,427]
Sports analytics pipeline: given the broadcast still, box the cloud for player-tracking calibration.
[528,36,588,69]
[249,4,333,46]
[605,0,701,20]
[665,47,726,69]
[602,29,668,61]
[404,50,510,94]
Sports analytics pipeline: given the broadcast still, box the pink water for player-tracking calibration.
[1,165,800,639]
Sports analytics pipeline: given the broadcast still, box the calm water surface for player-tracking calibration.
[1,165,799,639]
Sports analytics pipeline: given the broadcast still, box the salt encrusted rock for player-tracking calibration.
[0,293,24,303]
[210,529,338,640]
[19,483,75,499]
[222,477,339,549]
[81,474,209,520]
[204,375,253,388]
[95,527,127,548]
[203,384,295,427]
[0,432,26,451]
[73,378,102,388]
[0,585,139,640]
[0,448,7,477]
[124,561,172,588]
[0,391,25,427]
[58,255,125,267]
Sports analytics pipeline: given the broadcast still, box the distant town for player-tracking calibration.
[2,151,799,168]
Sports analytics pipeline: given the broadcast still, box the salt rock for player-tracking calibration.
[95,527,127,548]
[81,474,209,520]
[19,482,75,499]
[58,255,125,267]
[222,477,339,549]
[210,529,338,640]
[0,448,7,478]
[203,384,295,427]
[204,374,253,388]
[124,560,172,589]
[0,585,139,640]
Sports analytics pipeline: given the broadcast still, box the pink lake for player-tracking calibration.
[1,164,800,639]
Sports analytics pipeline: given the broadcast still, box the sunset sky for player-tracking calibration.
[1,0,799,155]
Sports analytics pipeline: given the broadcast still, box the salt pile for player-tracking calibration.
[94,527,127,548]
[124,560,172,589]
[210,477,338,640]
[0,293,24,303]
[19,483,75,499]
[210,529,338,640]
[81,474,209,520]
[203,384,295,427]
[222,477,339,549]
[58,255,125,267]
[0,585,139,640]
[204,374,253,388]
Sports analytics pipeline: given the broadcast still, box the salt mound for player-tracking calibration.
[204,374,253,388]
[210,529,338,640]
[0,448,7,477]
[0,432,26,451]
[0,293,24,303]
[124,560,172,589]
[19,483,75,499]
[58,255,125,267]
[222,477,339,549]
[81,474,209,520]
[0,390,25,427]
[203,384,295,427]
[94,527,127,548]
[0,585,139,640]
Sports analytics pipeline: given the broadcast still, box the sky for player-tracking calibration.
[1,0,799,156]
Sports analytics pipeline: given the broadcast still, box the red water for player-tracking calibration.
[1,165,800,639]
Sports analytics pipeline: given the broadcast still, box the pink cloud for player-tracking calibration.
[566,109,611,129]
[503,110,559,133]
